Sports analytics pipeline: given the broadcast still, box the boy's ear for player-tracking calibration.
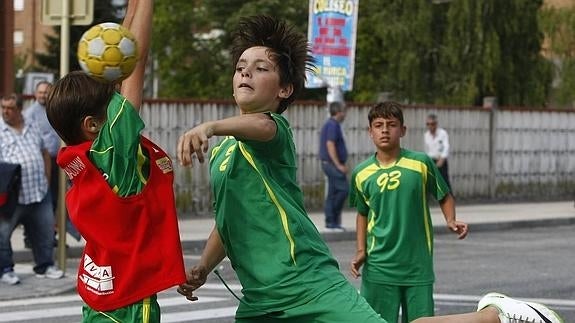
[278,84,294,99]
[81,116,102,134]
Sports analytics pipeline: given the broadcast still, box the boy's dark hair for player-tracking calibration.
[46,71,115,145]
[368,101,405,126]
[231,15,314,114]
[328,101,345,116]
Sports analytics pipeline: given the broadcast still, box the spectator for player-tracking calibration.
[0,93,63,285]
[24,81,59,211]
[319,101,349,230]
[24,81,81,245]
[424,113,451,190]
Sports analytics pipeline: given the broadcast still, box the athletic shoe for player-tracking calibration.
[325,226,346,232]
[0,271,20,285]
[477,292,564,323]
[36,265,64,279]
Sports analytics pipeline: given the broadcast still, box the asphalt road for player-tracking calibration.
[1,224,573,322]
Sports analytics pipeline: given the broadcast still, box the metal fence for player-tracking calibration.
[134,99,575,215]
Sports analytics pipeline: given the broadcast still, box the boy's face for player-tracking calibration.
[368,116,406,152]
[233,46,292,113]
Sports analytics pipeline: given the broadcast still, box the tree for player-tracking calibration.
[540,6,575,108]
[350,0,552,107]
[35,1,124,74]
[151,0,553,107]
[438,0,552,106]
[351,0,436,103]
[152,0,321,100]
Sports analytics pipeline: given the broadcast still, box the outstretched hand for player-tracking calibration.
[177,123,214,167]
[177,265,209,302]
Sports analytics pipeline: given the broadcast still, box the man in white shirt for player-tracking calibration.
[424,114,451,190]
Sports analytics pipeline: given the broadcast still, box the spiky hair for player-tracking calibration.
[231,15,314,113]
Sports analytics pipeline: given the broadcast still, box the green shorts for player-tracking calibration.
[82,295,160,323]
[361,281,433,323]
[236,280,387,323]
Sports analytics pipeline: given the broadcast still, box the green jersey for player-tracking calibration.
[349,148,449,285]
[90,92,149,196]
[209,113,345,318]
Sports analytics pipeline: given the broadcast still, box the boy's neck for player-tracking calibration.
[376,147,401,166]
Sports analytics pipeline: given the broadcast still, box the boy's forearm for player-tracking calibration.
[355,213,367,253]
[440,193,456,224]
[121,0,153,111]
[198,227,227,272]
[208,114,277,142]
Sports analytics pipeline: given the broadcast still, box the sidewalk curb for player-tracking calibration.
[13,216,575,263]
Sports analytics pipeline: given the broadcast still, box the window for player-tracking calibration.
[14,30,24,46]
[13,0,24,11]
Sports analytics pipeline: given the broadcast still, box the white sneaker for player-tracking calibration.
[36,265,64,279]
[1,271,20,285]
[477,292,564,323]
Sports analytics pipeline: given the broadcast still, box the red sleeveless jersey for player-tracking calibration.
[57,137,186,311]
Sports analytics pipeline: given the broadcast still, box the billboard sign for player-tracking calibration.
[306,0,359,91]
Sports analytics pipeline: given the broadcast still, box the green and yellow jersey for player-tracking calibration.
[89,92,149,196]
[349,149,450,285]
[209,112,345,318]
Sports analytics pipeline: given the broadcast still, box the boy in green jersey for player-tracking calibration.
[176,15,563,323]
[349,101,468,322]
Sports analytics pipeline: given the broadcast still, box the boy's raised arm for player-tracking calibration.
[120,0,153,112]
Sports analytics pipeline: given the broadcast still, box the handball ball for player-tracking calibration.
[77,22,138,83]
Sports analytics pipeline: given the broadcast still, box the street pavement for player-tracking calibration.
[1,200,574,302]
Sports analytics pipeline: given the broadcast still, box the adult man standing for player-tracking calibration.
[0,93,63,285]
[424,114,451,190]
[319,101,349,230]
[24,81,60,211]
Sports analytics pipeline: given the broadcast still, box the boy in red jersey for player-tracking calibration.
[45,1,186,322]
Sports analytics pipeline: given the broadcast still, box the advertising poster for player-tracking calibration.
[306,0,359,92]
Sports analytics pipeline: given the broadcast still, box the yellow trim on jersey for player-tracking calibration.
[238,142,297,266]
[97,312,121,322]
[367,209,376,255]
[397,157,433,253]
[109,96,126,129]
[354,163,380,195]
[142,297,150,323]
[136,144,148,185]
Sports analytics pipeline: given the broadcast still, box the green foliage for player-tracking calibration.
[350,0,551,107]
[83,0,555,107]
[540,6,575,108]
[152,0,326,100]
[35,1,124,74]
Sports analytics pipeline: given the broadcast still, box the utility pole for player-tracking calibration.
[0,1,15,94]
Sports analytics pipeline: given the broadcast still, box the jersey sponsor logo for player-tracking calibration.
[377,170,401,192]
[79,254,115,295]
[63,156,86,180]
[156,156,173,174]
